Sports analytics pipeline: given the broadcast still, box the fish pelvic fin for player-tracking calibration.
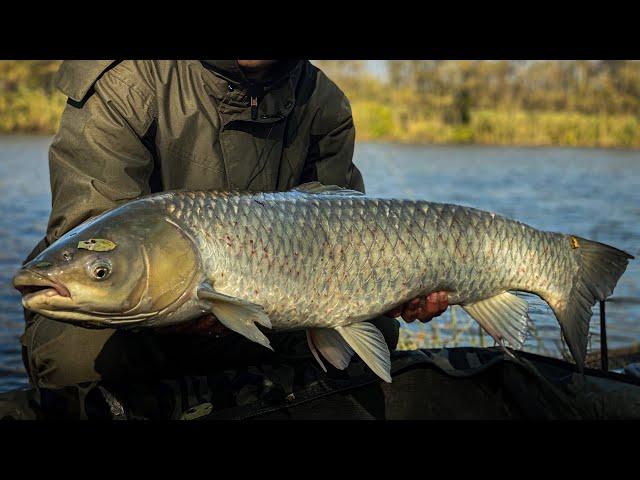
[307,328,355,372]
[336,322,392,383]
[548,236,633,371]
[197,283,273,351]
[462,292,531,350]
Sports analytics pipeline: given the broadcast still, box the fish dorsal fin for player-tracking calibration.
[462,292,531,349]
[307,328,355,372]
[336,322,392,382]
[197,283,273,350]
[291,182,364,196]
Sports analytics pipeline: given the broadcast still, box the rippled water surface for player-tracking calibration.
[0,137,638,392]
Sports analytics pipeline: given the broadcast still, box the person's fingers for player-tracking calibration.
[437,291,448,311]
[385,307,403,318]
[401,303,415,322]
[402,297,423,322]
[402,307,416,322]
[436,292,448,314]
[425,292,448,312]
[412,291,449,322]
[415,303,436,321]
[426,296,441,316]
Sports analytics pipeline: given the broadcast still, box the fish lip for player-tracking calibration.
[13,268,71,298]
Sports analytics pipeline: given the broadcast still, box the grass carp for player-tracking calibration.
[13,182,633,382]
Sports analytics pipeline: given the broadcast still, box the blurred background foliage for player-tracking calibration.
[0,60,639,147]
[0,60,66,133]
[316,60,640,148]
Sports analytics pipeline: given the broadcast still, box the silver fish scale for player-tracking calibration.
[156,190,577,331]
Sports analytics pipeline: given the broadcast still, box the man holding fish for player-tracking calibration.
[12,60,448,418]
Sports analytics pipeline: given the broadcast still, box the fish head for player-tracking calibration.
[13,205,201,328]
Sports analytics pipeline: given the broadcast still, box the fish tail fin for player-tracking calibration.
[547,236,633,371]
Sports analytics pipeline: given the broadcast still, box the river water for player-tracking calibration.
[0,136,638,392]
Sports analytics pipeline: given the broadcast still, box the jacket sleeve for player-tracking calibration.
[39,61,157,253]
[300,86,365,193]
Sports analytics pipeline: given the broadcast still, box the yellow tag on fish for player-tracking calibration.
[78,238,117,252]
[570,236,580,249]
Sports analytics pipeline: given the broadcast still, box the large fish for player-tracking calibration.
[13,183,633,382]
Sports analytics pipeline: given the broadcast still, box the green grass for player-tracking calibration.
[0,88,66,134]
[351,102,640,148]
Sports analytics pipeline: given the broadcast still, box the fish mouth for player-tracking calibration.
[13,269,71,300]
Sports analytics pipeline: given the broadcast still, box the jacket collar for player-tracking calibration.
[200,60,304,125]
[202,60,302,91]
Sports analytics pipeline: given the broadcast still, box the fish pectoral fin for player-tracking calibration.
[462,292,531,350]
[336,322,392,383]
[307,328,355,372]
[197,284,273,350]
[291,182,364,197]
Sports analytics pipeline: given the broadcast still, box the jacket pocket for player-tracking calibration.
[165,143,228,190]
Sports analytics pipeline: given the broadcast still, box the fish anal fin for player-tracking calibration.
[291,182,364,196]
[307,328,354,371]
[463,292,531,350]
[336,322,392,383]
[197,283,272,350]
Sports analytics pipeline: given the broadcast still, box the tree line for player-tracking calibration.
[316,60,640,147]
[316,60,640,115]
[1,60,638,147]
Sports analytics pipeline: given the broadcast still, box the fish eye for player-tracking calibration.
[88,259,112,281]
[62,250,73,262]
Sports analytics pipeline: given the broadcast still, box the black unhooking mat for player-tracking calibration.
[197,348,640,420]
[2,347,640,419]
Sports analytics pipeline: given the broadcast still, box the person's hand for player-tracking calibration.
[385,291,449,323]
[155,314,230,336]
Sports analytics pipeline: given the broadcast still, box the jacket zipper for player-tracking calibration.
[248,84,262,121]
[250,96,258,120]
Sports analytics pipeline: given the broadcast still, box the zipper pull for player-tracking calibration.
[250,96,258,120]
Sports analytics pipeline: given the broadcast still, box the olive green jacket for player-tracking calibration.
[28,59,363,259]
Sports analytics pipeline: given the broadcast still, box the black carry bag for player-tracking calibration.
[3,347,640,420]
